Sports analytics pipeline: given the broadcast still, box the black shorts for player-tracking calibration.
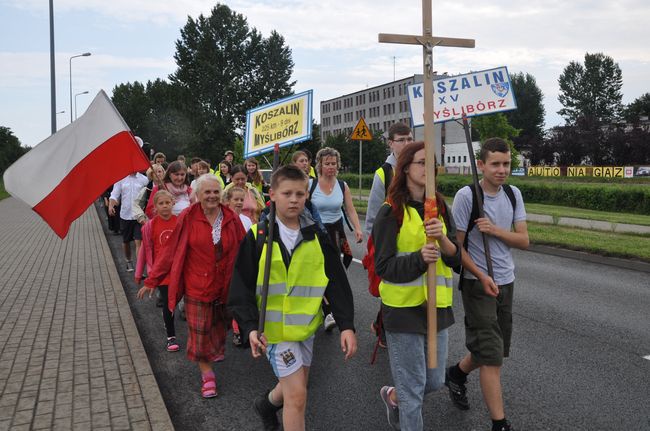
[460,279,514,366]
[120,219,142,243]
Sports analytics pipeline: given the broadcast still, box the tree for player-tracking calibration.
[0,126,27,174]
[111,82,150,134]
[623,93,650,125]
[324,132,388,174]
[471,113,521,168]
[558,53,623,127]
[504,72,545,154]
[170,4,295,163]
[144,79,197,161]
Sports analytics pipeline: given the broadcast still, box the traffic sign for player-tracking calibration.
[350,117,372,141]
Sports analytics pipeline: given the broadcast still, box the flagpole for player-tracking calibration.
[461,115,494,277]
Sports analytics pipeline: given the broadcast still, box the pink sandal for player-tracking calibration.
[201,373,217,398]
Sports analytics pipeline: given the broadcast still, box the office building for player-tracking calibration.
[320,74,468,165]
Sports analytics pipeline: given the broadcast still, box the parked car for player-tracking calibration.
[637,167,650,176]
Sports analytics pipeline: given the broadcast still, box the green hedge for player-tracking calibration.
[340,173,650,215]
[440,176,650,215]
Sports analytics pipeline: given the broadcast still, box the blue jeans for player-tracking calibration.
[385,329,449,431]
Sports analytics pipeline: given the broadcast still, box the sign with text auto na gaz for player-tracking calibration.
[408,66,517,126]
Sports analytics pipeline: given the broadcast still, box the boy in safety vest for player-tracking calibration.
[228,164,357,431]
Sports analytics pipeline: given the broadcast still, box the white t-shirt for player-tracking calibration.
[239,213,252,232]
[276,217,299,255]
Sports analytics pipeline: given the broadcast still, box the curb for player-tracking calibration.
[92,204,175,430]
[527,244,650,273]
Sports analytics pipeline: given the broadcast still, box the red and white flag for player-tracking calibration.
[3,90,151,238]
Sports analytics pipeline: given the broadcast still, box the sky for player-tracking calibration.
[1,0,649,148]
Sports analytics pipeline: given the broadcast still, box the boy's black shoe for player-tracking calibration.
[444,367,470,410]
[253,390,281,431]
[492,419,514,431]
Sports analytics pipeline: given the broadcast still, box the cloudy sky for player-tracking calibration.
[1,0,648,148]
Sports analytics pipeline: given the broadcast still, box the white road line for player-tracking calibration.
[352,258,362,265]
[643,355,650,361]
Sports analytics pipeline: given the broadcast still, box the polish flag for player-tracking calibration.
[3,90,151,238]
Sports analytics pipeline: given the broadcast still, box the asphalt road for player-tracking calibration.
[97,205,650,431]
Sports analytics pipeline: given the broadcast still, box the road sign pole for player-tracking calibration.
[359,140,363,202]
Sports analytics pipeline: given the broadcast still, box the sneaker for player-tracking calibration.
[492,419,514,431]
[232,332,242,346]
[445,368,470,410]
[324,313,336,332]
[379,386,400,430]
[125,260,134,272]
[166,337,180,352]
[253,390,281,431]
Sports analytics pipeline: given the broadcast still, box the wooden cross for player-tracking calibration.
[379,0,474,369]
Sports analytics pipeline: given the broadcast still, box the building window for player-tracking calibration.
[464,156,467,162]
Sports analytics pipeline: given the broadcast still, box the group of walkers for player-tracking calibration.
[104,123,529,431]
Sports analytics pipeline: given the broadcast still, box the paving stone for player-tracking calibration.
[0,202,172,430]
[30,414,53,430]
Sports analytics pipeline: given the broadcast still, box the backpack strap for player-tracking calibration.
[381,162,393,195]
[502,184,517,217]
[338,179,354,231]
[309,177,318,197]
[255,222,267,260]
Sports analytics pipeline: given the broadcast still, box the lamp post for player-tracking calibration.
[75,91,89,120]
[69,52,91,123]
[49,0,56,134]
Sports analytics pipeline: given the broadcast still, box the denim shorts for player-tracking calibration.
[460,279,514,366]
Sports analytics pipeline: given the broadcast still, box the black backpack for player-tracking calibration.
[380,162,393,195]
[453,183,517,276]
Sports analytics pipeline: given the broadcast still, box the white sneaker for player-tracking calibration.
[324,313,336,332]
[125,260,134,272]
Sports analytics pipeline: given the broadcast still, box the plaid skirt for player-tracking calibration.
[184,297,228,362]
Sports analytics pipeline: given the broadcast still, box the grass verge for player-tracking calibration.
[0,181,8,201]
[528,222,650,262]
[524,203,650,227]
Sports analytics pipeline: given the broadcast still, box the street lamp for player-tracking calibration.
[69,52,91,122]
[75,91,89,120]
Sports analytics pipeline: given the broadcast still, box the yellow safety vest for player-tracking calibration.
[379,205,454,308]
[254,226,328,343]
[376,165,390,185]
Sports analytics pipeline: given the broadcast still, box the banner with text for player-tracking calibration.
[527,166,641,177]
[244,90,313,157]
[408,66,517,126]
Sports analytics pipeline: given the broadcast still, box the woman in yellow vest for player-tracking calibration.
[373,141,461,431]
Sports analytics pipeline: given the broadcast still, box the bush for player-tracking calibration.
[439,175,650,215]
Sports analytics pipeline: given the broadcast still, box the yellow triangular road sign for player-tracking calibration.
[351,117,373,141]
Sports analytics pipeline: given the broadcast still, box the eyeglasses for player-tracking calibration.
[392,137,414,143]
[410,160,426,167]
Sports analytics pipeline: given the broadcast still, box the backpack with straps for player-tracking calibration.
[309,178,354,231]
[453,183,517,275]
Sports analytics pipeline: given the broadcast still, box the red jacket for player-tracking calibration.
[144,202,245,311]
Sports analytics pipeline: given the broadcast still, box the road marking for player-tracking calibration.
[644,355,650,361]
[352,258,362,265]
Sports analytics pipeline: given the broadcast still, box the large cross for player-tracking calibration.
[379,0,474,369]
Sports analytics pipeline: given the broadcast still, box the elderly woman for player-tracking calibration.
[143,174,246,398]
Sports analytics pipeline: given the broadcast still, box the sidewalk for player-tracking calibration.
[0,198,173,431]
